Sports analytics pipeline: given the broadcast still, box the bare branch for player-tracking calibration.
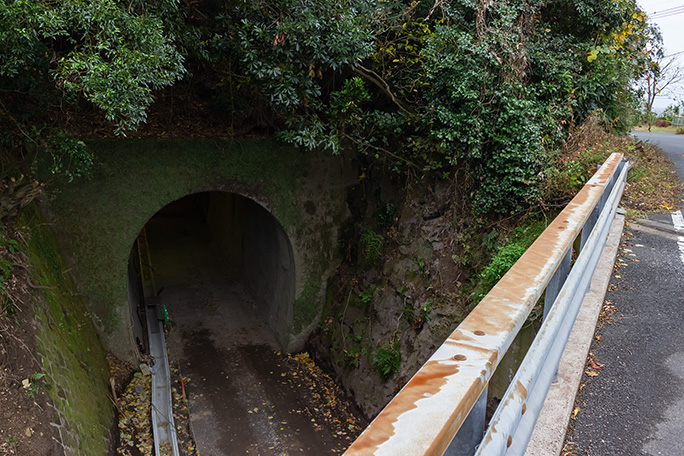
[353,63,411,114]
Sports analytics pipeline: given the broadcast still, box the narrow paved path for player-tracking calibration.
[568,133,684,455]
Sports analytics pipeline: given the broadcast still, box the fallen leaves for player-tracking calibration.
[284,352,365,444]
[116,372,154,456]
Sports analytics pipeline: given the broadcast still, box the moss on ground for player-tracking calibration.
[20,204,114,455]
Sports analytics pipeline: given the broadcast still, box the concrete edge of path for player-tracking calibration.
[524,212,625,456]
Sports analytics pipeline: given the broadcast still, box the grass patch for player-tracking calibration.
[632,124,678,134]
[622,140,683,215]
[545,116,681,216]
[471,218,551,304]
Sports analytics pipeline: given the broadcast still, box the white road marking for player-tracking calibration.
[670,210,684,264]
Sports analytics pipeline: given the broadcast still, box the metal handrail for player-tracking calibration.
[344,153,628,456]
[137,230,181,456]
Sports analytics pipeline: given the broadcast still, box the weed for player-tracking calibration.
[401,304,415,325]
[358,285,376,304]
[372,341,401,379]
[3,435,18,450]
[0,225,19,293]
[402,301,432,328]
[22,373,46,398]
[360,229,384,266]
[472,219,548,304]
[627,165,648,183]
[420,301,433,323]
[342,345,365,369]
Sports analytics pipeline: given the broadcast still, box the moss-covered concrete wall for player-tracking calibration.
[21,205,114,455]
[42,139,356,360]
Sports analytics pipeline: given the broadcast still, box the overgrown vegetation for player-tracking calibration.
[0,0,663,216]
[1,0,681,443]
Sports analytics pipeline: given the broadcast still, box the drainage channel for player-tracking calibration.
[137,228,180,456]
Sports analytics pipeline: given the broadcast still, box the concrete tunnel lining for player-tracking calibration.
[128,191,296,350]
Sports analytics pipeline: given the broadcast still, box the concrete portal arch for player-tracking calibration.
[129,191,296,350]
[47,139,353,363]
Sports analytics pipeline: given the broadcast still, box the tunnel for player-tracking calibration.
[128,191,296,352]
[125,192,357,453]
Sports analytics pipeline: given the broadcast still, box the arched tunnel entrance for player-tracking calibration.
[133,191,295,349]
[127,192,359,454]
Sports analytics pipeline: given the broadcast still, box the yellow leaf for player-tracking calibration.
[571,408,580,419]
[585,370,599,377]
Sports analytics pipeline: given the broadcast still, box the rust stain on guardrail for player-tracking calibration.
[345,153,623,456]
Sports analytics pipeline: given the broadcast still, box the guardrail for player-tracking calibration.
[136,229,181,456]
[345,153,629,456]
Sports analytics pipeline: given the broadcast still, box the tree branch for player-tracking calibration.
[353,63,411,114]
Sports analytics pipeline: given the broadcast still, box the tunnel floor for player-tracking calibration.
[145,216,363,455]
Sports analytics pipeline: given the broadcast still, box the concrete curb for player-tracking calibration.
[524,212,625,456]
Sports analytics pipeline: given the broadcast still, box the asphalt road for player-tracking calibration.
[631,132,684,181]
[569,133,684,455]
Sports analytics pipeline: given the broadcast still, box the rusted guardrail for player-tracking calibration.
[345,153,629,456]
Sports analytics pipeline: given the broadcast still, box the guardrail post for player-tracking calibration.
[543,247,572,321]
[581,161,624,250]
[443,386,488,456]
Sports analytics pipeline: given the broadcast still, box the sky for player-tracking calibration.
[638,0,684,111]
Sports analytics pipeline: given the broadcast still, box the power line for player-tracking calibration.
[650,4,684,18]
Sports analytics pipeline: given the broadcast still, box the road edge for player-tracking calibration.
[524,212,625,456]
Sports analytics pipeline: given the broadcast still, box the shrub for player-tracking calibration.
[373,342,401,379]
[676,126,684,135]
[359,229,384,267]
[655,120,671,127]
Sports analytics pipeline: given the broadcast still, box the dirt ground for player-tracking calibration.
[145,214,366,455]
[0,247,61,456]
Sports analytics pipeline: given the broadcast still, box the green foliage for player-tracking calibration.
[475,244,528,302]
[473,220,549,303]
[359,229,384,266]
[0,225,18,294]
[358,284,376,304]
[342,342,366,369]
[40,130,94,182]
[22,373,46,399]
[373,341,401,379]
[237,2,373,110]
[0,0,658,213]
[1,0,185,133]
